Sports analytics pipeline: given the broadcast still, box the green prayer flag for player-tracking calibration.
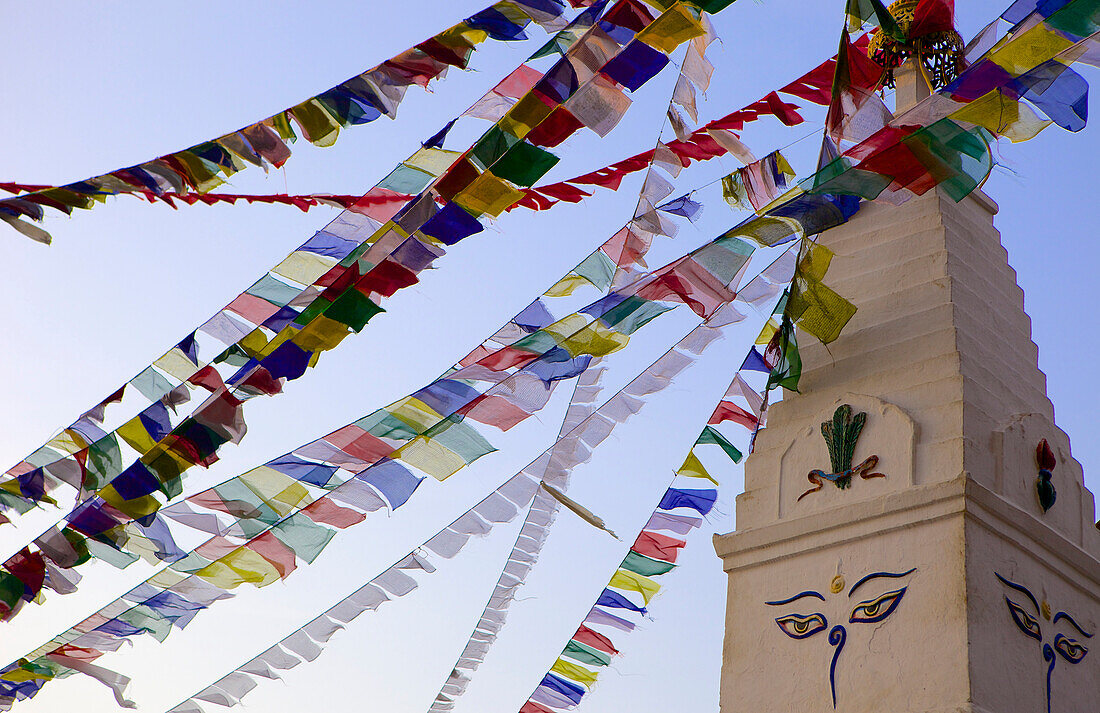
[215,480,282,527]
[377,164,435,194]
[247,274,302,307]
[0,571,24,610]
[695,426,743,463]
[271,512,335,564]
[85,435,123,492]
[214,344,252,367]
[118,605,173,642]
[325,289,384,332]
[695,240,753,283]
[356,410,420,441]
[85,538,140,569]
[596,296,674,336]
[562,640,612,667]
[424,417,497,464]
[491,142,560,187]
[470,126,520,171]
[293,297,333,327]
[621,550,676,577]
[767,318,802,393]
[573,251,617,291]
[132,366,174,402]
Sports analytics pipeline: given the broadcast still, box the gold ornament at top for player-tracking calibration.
[867,0,964,90]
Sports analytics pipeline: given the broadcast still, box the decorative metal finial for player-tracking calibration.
[866,0,964,90]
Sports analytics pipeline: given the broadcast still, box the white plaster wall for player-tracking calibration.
[720,514,970,713]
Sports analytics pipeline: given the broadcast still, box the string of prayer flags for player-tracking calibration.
[720,151,796,212]
[157,472,542,713]
[517,423,731,712]
[0,207,764,652]
[0,230,769,706]
[0,0,574,241]
[427,247,807,713]
[427,24,733,708]
[514,44,859,212]
[0,0,696,521]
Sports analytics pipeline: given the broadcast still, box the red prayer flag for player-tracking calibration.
[456,394,531,431]
[572,624,619,655]
[303,498,367,528]
[355,259,419,298]
[632,530,686,563]
[708,400,759,429]
[746,91,804,126]
[325,425,393,464]
[910,0,954,38]
[249,531,299,579]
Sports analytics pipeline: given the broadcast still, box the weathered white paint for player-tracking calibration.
[714,186,1100,713]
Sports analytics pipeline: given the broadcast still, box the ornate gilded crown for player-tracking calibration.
[867,0,964,90]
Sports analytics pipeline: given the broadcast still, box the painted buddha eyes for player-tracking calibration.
[1053,633,1088,664]
[1006,598,1043,642]
[849,588,907,624]
[775,613,829,639]
[773,588,909,639]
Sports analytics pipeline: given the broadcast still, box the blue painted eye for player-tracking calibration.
[849,587,907,624]
[1054,634,1088,664]
[1006,598,1042,642]
[775,613,828,639]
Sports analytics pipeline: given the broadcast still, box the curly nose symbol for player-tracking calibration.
[1043,643,1056,713]
[828,624,847,709]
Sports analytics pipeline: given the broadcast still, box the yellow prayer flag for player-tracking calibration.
[239,328,271,359]
[153,347,200,381]
[45,429,89,458]
[405,147,463,176]
[197,548,281,589]
[988,24,1074,76]
[394,436,467,481]
[609,569,661,604]
[793,279,857,345]
[453,172,526,217]
[123,526,172,566]
[148,569,188,589]
[755,318,779,346]
[388,397,443,433]
[560,323,630,358]
[0,669,51,683]
[542,313,591,342]
[636,2,705,54]
[241,467,313,516]
[677,451,718,484]
[436,25,488,48]
[117,416,157,454]
[293,314,350,353]
[272,251,336,286]
[259,324,299,358]
[544,274,591,297]
[798,242,834,282]
[289,99,341,147]
[99,485,161,521]
[949,90,1052,143]
[551,658,599,686]
[500,93,556,138]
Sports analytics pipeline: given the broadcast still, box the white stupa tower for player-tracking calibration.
[712,41,1100,713]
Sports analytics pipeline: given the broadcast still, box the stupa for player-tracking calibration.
[712,13,1100,713]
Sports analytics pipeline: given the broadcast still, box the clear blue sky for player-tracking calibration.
[0,2,1095,712]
